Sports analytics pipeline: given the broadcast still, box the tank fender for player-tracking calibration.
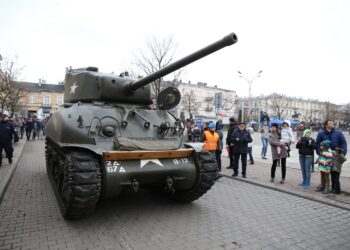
[183,143,204,152]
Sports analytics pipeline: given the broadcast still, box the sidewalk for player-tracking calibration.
[220,155,350,211]
[0,138,26,202]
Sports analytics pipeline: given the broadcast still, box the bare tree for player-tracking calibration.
[0,56,26,115]
[133,36,183,98]
[180,90,201,119]
[270,93,287,119]
[222,93,237,111]
[323,101,339,121]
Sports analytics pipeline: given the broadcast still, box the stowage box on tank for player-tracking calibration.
[45,33,238,219]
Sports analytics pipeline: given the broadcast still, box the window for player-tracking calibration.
[29,95,36,104]
[57,96,63,105]
[43,96,51,107]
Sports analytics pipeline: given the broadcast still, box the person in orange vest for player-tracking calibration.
[202,122,220,160]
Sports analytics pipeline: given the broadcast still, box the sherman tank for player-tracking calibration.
[45,33,238,219]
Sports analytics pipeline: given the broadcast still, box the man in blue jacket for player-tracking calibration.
[0,112,19,166]
[316,120,347,155]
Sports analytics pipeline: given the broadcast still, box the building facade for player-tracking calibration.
[10,81,64,118]
[173,81,237,123]
[238,94,339,123]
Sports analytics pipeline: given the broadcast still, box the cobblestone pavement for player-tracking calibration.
[1,141,350,250]
[220,132,350,210]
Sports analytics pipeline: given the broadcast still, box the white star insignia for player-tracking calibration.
[140,159,163,168]
[70,81,78,95]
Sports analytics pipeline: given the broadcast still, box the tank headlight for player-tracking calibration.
[102,126,115,137]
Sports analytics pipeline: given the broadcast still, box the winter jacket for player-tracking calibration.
[0,120,19,144]
[316,128,347,155]
[230,128,253,154]
[318,149,334,174]
[216,129,224,151]
[332,153,346,173]
[260,125,270,139]
[296,137,316,156]
[269,131,288,160]
[226,121,237,145]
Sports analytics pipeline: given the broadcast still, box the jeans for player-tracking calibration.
[215,150,222,171]
[233,153,247,176]
[299,155,313,187]
[247,147,254,162]
[261,137,268,158]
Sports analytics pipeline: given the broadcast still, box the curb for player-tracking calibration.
[0,139,26,203]
[221,173,350,212]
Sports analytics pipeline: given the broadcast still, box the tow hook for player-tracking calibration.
[166,176,175,193]
[131,179,140,192]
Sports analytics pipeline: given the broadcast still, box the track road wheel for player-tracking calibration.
[169,151,218,203]
[46,141,101,219]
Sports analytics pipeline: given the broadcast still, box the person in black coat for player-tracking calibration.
[226,117,237,169]
[25,117,34,140]
[0,113,19,166]
[230,122,253,178]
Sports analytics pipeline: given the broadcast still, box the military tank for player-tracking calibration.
[45,33,238,219]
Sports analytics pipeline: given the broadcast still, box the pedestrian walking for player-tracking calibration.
[0,112,19,167]
[33,118,43,140]
[269,123,288,183]
[246,124,254,164]
[19,117,25,139]
[260,120,270,159]
[25,117,34,140]
[330,147,346,194]
[296,129,316,189]
[230,122,253,178]
[226,117,237,169]
[215,122,224,172]
[315,140,334,194]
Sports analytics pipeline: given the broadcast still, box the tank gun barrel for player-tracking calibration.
[126,32,238,92]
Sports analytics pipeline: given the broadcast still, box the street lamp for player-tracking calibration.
[237,70,263,121]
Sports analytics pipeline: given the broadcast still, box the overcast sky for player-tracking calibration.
[1,0,349,104]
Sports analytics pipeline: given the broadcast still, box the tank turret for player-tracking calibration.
[45,33,238,219]
[64,33,237,104]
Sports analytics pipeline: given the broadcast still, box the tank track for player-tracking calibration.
[45,139,101,219]
[169,151,219,202]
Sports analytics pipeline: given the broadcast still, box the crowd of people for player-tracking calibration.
[0,112,48,167]
[186,117,348,194]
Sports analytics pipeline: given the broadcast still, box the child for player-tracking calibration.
[315,140,334,194]
[278,120,295,156]
[331,147,347,194]
[296,129,316,189]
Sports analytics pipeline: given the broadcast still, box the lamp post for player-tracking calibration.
[238,70,263,121]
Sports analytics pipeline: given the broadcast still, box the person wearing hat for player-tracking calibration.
[296,129,316,189]
[315,140,334,194]
[0,112,19,167]
[229,122,253,178]
[202,122,220,153]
